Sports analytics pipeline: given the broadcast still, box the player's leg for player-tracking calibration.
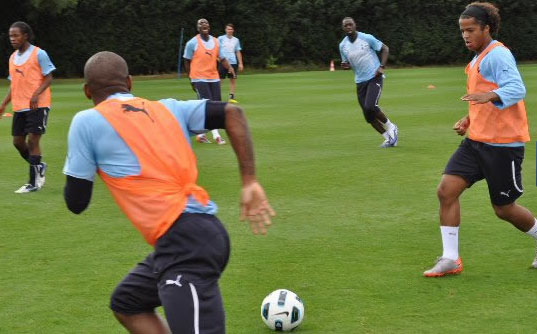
[26,108,49,189]
[12,111,30,162]
[481,144,537,266]
[362,76,397,146]
[110,254,171,334]
[210,82,225,144]
[12,111,36,193]
[193,82,213,143]
[155,213,230,333]
[228,64,238,102]
[425,139,481,277]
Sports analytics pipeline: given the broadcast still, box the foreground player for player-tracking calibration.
[184,18,235,145]
[218,23,243,103]
[63,51,274,333]
[339,17,398,148]
[424,2,537,277]
[0,21,55,193]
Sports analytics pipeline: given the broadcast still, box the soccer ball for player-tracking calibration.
[260,289,304,331]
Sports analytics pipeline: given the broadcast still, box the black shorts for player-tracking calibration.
[12,107,50,136]
[356,75,383,123]
[110,213,230,333]
[444,138,525,206]
[193,81,222,101]
[218,63,238,79]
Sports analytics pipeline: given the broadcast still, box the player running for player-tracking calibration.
[339,17,398,148]
[424,2,537,277]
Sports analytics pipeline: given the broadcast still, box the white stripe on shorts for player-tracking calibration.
[511,160,523,193]
[189,283,200,334]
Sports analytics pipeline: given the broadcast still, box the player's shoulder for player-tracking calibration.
[71,108,102,126]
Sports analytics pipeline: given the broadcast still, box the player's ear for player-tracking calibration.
[127,75,132,91]
[83,84,92,100]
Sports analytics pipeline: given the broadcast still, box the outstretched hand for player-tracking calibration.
[240,181,275,235]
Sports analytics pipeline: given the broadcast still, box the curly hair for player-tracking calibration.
[461,2,501,35]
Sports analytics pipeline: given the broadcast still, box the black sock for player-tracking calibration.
[229,93,235,99]
[29,155,42,186]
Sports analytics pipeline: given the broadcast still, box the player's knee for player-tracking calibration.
[493,203,514,221]
[12,139,25,152]
[363,110,376,123]
[436,184,454,204]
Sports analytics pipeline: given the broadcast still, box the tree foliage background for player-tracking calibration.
[0,0,536,77]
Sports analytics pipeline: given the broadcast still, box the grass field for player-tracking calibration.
[1,65,537,333]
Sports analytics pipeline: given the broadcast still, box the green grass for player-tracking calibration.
[1,65,537,333]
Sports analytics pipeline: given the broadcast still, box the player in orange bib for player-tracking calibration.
[424,2,537,277]
[183,18,235,145]
[63,51,274,333]
[0,22,55,193]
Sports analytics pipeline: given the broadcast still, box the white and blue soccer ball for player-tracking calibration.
[260,289,304,331]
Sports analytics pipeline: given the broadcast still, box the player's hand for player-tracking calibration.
[30,94,39,110]
[238,63,244,72]
[453,116,470,136]
[240,181,275,235]
[375,66,385,77]
[228,67,236,79]
[341,62,351,70]
[461,92,497,104]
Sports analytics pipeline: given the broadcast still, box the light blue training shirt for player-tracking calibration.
[8,44,56,112]
[339,32,383,84]
[183,35,226,83]
[63,93,217,214]
[217,35,242,64]
[468,40,527,147]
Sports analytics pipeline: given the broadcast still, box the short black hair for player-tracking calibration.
[225,23,234,29]
[10,21,34,42]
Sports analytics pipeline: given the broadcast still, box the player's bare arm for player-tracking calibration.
[30,73,53,110]
[237,50,244,71]
[223,103,275,234]
[376,44,389,76]
[182,59,196,92]
[0,88,11,118]
[461,91,500,104]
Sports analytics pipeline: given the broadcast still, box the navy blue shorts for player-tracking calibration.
[12,107,50,136]
[444,138,525,206]
[193,81,222,101]
[110,213,230,333]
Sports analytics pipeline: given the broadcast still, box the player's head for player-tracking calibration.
[459,2,500,52]
[83,51,132,105]
[225,23,234,36]
[342,17,356,36]
[197,18,210,36]
[9,21,33,50]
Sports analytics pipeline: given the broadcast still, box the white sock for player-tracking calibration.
[525,218,537,240]
[211,129,221,139]
[384,119,395,131]
[441,226,459,260]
